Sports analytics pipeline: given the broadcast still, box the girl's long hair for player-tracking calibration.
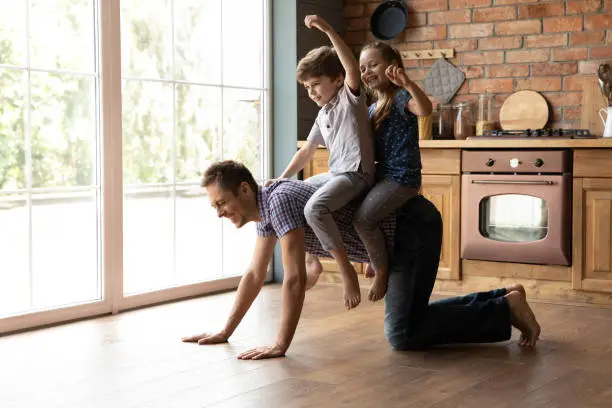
[361,42,404,132]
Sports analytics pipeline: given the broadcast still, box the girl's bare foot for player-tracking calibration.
[342,271,361,310]
[368,270,388,302]
[505,283,526,298]
[305,254,323,290]
[365,263,375,278]
[505,291,541,347]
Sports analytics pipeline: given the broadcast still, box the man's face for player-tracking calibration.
[302,75,343,107]
[207,182,251,228]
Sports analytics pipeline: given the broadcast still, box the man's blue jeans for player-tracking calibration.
[384,195,512,350]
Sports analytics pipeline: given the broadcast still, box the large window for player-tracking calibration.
[0,0,270,331]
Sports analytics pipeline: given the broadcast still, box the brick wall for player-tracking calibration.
[343,0,612,128]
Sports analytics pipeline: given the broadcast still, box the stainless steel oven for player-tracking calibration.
[461,150,572,266]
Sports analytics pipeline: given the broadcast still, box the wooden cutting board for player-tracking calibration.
[500,90,549,130]
[581,76,607,136]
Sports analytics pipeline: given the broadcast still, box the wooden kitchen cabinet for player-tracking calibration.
[572,177,612,293]
[300,146,460,280]
[420,174,460,280]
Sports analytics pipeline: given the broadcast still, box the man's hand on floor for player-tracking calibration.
[237,344,286,360]
[181,332,228,345]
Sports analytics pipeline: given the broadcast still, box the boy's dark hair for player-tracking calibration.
[201,160,259,196]
[296,46,345,83]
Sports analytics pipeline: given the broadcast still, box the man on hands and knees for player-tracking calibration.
[182,160,541,360]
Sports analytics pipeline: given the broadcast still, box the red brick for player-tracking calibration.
[456,81,470,95]
[450,0,491,8]
[579,60,604,74]
[405,69,428,81]
[516,77,562,92]
[495,20,541,36]
[590,46,612,59]
[567,0,602,14]
[478,37,522,50]
[525,34,567,48]
[397,42,435,51]
[543,17,583,33]
[408,0,448,12]
[344,31,366,46]
[506,49,550,63]
[344,4,365,18]
[462,51,505,65]
[469,78,514,93]
[550,108,563,122]
[453,95,479,104]
[495,0,536,4]
[532,62,578,76]
[404,26,447,41]
[366,4,380,16]
[474,6,516,22]
[563,76,593,91]
[449,23,494,38]
[543,92,583,107]
[488,64,530,77]
[519,4,565,19]
[366,31,404,44]
[605,0,612,10]
[422,57,461,67]
[406,13,428,28]
[570,32,606,45]
[465,66,486,78]
[429,10,471,25]
[608,31,612,44]
[346,17,369,31]
[564,107,581,120]
[551,48,589,61]
[585,14,612,31]
[435,39,478,52]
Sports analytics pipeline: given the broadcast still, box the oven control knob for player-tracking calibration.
[510,158,520,168]
[534,158,544,167]
[486,158,495,167]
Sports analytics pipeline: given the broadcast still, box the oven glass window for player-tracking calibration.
[479,194,548,242]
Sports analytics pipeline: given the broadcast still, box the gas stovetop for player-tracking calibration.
[471,128,596,139]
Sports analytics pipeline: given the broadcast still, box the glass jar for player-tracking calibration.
[436,104,455,140]
[454,102,474,139]
[476,93,495,136]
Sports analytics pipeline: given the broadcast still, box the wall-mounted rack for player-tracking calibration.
[400,48,454,60]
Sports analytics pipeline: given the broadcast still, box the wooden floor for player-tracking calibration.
[2,284,612,408]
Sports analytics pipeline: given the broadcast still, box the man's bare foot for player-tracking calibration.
[341,269,361,310]
[505,291,541,347]
[365,263,375,278]
[368,270,387,302]
[305,254,323,290]
[505,283,526,298]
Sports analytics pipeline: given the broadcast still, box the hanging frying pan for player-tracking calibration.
[370,0,408,41]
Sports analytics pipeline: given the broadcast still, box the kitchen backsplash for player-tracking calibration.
[343,0,612,129]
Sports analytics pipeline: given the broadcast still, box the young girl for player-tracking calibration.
[355,42,432,302]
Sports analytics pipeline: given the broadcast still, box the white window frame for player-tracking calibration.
[0,0,273,334]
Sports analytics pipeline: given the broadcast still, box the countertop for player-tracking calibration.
[298,138,612,149]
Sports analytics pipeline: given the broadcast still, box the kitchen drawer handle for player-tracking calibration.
[471,180,556,185]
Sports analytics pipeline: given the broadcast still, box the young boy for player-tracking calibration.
[270,15,375,310]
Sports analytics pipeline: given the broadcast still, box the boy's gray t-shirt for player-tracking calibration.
[306,82,375,179]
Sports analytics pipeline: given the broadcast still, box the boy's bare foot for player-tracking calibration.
[505,283,526,298]
[368,271,387,302]
[341,268,361,310]
[505,291,541,347]
[365,263,375,278]
[305,254,323,290]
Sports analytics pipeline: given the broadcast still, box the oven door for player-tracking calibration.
[461,173,571,266]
